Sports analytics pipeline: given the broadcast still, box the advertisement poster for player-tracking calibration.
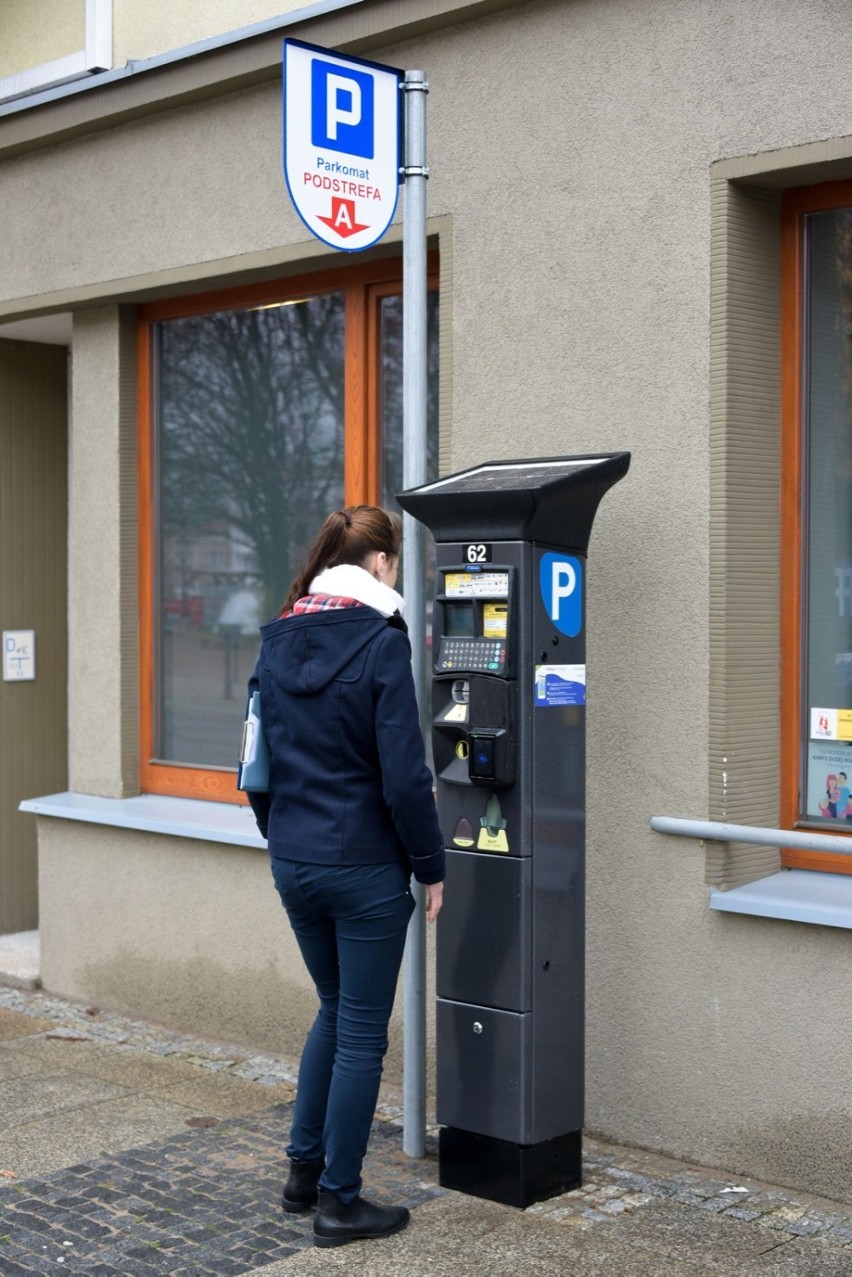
[806,739,852,820]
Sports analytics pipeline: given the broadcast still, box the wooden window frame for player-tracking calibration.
[781,180,852,872]
[138,256,438,803]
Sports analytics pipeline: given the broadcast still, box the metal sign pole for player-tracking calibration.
[401,67,429,1160]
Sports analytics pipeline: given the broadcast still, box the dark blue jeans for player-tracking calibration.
[271,858,415,1203]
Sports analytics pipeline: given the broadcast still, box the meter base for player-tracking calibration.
[438,1126,582,1209]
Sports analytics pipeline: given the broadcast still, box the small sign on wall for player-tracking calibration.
[3,631,35,681]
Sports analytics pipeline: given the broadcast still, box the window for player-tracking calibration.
[781,182,852,872]
[138,259,439,802]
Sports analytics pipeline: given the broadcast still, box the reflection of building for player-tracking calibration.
[163,524,260,631]
[4,0,852,1206]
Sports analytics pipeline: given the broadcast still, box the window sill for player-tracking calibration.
[18,791,267,850]
[710,870,852,929]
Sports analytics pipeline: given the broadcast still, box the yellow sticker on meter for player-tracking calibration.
[477,828,509,853]
[483,603,508,639]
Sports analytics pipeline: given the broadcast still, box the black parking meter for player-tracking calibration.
[398,453,630,1209]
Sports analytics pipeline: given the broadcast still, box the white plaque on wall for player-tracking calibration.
[3,631,35,681]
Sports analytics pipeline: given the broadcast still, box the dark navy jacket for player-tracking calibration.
[247,605,445,886]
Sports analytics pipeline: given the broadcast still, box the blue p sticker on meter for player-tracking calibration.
[539,552,582,637]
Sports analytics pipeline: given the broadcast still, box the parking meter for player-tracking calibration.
[398,452,630,1208]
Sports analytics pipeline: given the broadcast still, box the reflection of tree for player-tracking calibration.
[155,285,442,768]
[806,214,852,733]
[836,214,852,477]
[159,295,345,618]
[380,292,441,507]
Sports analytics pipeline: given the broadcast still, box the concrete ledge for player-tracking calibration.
[19,791,266,850]
[0,930,40,990]
[710,870,852,929]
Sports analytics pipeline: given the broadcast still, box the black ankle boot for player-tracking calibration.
[281,1157,324,1213]
[313,1189,410,1247]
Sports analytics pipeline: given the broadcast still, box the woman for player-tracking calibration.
[246,506,445,1249]
[820,773,841,818]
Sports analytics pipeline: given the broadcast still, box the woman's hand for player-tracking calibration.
[425,881,444,923]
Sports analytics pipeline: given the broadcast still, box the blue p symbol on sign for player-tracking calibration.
[540,553,583,637]
[311,59,374,158]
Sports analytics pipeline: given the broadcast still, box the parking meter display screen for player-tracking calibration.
[445,603,475,637]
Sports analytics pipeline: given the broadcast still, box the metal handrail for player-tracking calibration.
[650,816,852,855]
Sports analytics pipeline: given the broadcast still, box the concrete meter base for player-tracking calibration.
[438,1126,582,1209]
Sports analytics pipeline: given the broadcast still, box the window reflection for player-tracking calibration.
[155,295,345,767]
[151,284,440,775]
[804,211,852,818]
[380,290,440,511]
[379,290,440,758]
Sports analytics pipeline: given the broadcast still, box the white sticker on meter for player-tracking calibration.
[444,572,509,598]
[534,664,586,707]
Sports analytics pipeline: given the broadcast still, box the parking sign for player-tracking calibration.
[283,39,403,252]
[539,552,583,638]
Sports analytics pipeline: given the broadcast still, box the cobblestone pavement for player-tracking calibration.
[1,986,852,1274]
[0,1105,439,1275]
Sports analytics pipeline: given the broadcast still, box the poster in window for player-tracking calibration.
[805,738,852,821]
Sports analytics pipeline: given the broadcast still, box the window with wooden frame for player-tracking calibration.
[781,181,852,873]
[138,258,439,803]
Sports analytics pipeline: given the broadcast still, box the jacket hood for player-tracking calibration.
[260,607,392,696]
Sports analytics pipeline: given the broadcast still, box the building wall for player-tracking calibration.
[0,341,68,932]
[68,308,138,797]
[36,817,432,1092]
[4,0,852,1199]
[111,0,310,65]
[0,0,310,80]
[0,0,84,79]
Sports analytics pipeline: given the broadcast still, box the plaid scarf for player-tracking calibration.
[280,594,362,619]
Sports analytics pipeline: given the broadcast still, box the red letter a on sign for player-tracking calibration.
[317,196,369,239]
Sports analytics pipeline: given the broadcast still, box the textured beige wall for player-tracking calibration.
[7,0,852,1199]
[0,341,68,932]
[0,0,84,79]
[68,308,138,796]
[112,0,308,65]
[37,819,434,1100]
[0,0,311,81]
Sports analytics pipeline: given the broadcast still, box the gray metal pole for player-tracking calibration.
[651,814,852,853]
[401,67,429,1160]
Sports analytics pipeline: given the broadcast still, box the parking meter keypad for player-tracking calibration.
[437,638,507,672]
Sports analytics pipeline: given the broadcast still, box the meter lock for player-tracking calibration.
[477,793,509,853]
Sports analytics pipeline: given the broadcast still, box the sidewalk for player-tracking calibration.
[0,984,850,1275]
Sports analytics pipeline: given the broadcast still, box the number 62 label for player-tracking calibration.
[464,543,492,563]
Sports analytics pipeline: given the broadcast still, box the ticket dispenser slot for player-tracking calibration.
[398,452,631,1211]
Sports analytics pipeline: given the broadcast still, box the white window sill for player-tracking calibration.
[710,870,852,929]
[19,791,267,850]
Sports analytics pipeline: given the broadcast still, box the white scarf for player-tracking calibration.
[309,563,404,618]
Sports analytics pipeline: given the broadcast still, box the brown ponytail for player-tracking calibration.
[281,505,402,614]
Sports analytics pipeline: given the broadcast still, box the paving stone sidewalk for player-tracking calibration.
[1,986,852,1274]
[0,1104,440,1275]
